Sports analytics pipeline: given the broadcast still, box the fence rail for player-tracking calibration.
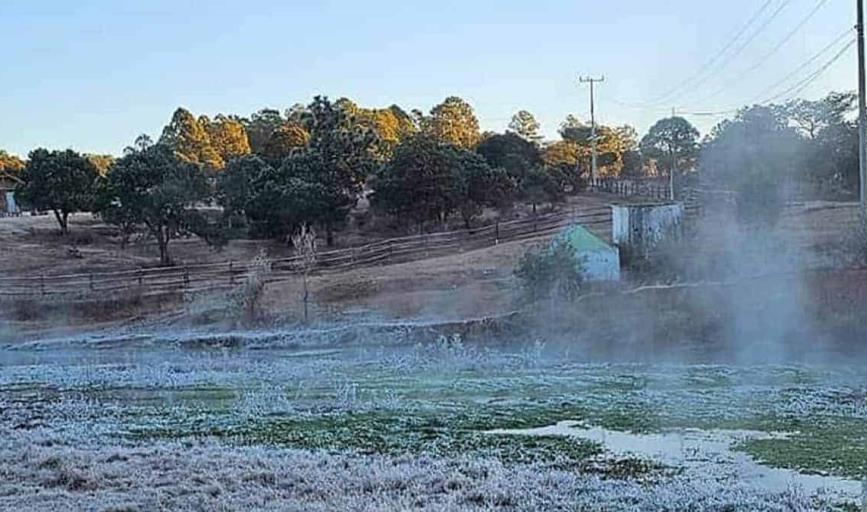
[0,206,625,299]
[589,178,674,200]
[1,188,706,300]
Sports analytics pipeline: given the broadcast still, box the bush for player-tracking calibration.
[735,171,783,228]
[843,211,867,267]
[514,240,584,303]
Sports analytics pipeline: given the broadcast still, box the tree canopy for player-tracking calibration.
[16,149,101,234]
[0,150,25,182]
[159,108,224,170]
[509,110,543,145]
[99,144,212,265]
[425,96,481,149]
[639,117,700,176]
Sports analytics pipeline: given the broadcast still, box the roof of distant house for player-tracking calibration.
[558,224,613,252]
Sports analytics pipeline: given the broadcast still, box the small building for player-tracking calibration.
[557,224,620,282]
[0,179,19,215]
[611,202,684,258]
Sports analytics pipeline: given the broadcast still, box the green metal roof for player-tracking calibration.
[558,224,612,252]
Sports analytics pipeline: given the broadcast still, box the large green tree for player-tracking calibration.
[785,92,859,195]
[100,144,212,265]
[16,149,101,234]
[700,105,800,225]
[640,117,700,177]
[451,150,514,228]
[370,136,458,231]
[476,132,542,181]
[266,96,379,245]
[243,109,286,156]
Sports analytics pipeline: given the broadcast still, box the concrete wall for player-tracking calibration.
[580,247,621,282]
[611,202,684,257]
[4,191,18,214]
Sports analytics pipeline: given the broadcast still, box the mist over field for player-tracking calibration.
[5,1,867,511]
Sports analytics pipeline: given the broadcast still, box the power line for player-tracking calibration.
[665,0,793,106]
[623,0,776,107]
[679,34,856,117]
[685,0,830,106]
[748,27,854,102]
[762,38,856,103]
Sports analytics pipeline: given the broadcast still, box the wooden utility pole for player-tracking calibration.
[858,0,867,209]
[580,76,605,183]
[671,107,678,201]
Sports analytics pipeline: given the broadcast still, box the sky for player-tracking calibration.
[0,0,858,157]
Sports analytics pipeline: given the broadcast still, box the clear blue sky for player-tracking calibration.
[1,0,856,157]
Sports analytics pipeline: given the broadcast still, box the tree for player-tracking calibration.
[786,92,856,140]
[476,132,542,180]
[515,239,584,303]
[243,109,286,156]
[542,141,579,168]
[370,136,457,231]
[0,150,25,182]
[216,155,271,223]
[640,117,700,177]
[426,96,481,148]
[85,154,115,176]
[509,110,543,145]
[700,105,801,226]
[16,149,100,234]
[279,96,379,245]
[262,123,309,163]
[785,92,859,195]
[203,114,251,163]
[159,107,224,170]
[100,144,211,265]
[451,150,515,228]
[519,166,564,214]
[559,118,637,178]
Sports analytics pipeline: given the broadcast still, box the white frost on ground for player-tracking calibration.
[486,420,862,500]
[0,430,839,512]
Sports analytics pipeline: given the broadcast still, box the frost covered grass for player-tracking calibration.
[2,338,867,510]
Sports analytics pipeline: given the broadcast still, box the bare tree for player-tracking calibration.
[291,224,317,323]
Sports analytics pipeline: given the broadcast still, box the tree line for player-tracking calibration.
[0,91,860,264]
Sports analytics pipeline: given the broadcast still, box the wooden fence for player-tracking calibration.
[589,178,673,200]
[0,207,620,299]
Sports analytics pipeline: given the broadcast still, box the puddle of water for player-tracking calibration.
[487,420,863,499]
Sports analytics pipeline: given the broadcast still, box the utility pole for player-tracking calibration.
[670,107,678,201]
[580,76,605,184]
[858,0,867,209]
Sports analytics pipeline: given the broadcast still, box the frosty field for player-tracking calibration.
[2,332,866,511]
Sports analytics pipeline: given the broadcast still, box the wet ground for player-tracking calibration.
[2,331,866,510]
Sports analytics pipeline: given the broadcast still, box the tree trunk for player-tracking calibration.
[326,223,334,247]
[157,227,172,266]
[53,210,68,235]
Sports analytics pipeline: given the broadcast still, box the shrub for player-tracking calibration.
[843,211,867,267]
[233,250,272,323]
[514,240,584,303]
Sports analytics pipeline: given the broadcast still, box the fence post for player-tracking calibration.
[89,273,94,291]
[495,221,500,245]
[138,268,143,287]
[183,266,190,288]
[229,262,235,285]
[40,274,45,296]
